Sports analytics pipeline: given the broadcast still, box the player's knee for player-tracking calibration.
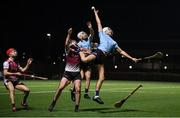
[25,90,30,93]
[58,87,64,91]
[85,74,91,80]
[75,88,81,94]
[99,74,105,80]
[101,79,105,82]
[24,88,30,92]
[9,89,15,93]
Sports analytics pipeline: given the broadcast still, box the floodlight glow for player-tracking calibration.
[129,65,132,69]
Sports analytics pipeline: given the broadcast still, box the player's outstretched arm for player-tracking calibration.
[91,6,103,32]
[65,28,73,47]
[87,21,94,41]
[116,47,140,63]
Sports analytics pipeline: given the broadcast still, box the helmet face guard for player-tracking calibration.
[68,40,79,53]
[69,40,78,48]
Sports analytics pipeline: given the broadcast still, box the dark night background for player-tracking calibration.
[0,0,180,78]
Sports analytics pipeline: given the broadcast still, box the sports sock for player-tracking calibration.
[73,86,75,92]
[75,105,79,112]
[85,88,88,94]
[51,100,56,106]
[23,91,30,103]
[95,90,99,96]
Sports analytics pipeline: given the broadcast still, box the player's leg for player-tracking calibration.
[96,64,105,91]
[80,69,85,79]
[48,77,70,112]
[73,79,81,112]
[15,83,30,108]
[69,69,84,101]
[4,80,16,112]
[79,52,96,63]
[93,64,105,104]
[70,81,76,102]
[70,69,84,102]
[84,69,91,99]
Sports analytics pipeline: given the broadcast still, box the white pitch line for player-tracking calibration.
[0,86,180,95]
[0,89,139,95]
[0,90,139,96]
[1,85,180,89]
[0,91,56,95]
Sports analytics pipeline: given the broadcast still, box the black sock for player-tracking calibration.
[51,100,56,106]
[95,90,99,96]
[85,88,88,94]
[75,105,79,110]
[23,91,30,104]
[73,86,75,92]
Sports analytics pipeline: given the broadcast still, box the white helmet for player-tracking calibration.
[77,31,86,39]
[102,27,109,33]
[103,27,113,36]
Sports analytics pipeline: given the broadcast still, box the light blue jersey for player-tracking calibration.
[77,37,91,50]
[98,31,119,53]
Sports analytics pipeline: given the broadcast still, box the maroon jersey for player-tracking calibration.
[3,59,20,80]
[65,51,81,72]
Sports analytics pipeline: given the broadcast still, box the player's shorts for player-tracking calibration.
[92,49,107,64]
[62,71,81,81]
[3,78,24,89]
[80,61,92,71]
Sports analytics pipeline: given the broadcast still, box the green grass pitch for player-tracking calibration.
[0,80,180,117]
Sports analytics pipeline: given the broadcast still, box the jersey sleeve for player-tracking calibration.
[114,41,120,49]
[77,42,82,48]
[3,61,9,69]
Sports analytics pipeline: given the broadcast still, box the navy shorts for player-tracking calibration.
[80,62,92,71]
[92,49,106,64]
